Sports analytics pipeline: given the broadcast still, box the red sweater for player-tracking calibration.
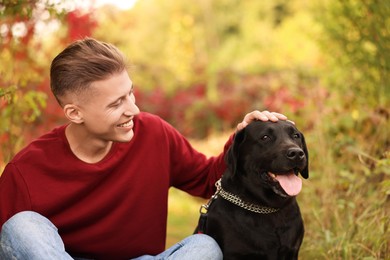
[0,112,232,259]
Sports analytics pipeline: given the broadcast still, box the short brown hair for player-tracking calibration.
[50,38,128,105]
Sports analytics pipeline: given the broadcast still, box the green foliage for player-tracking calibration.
[296,3,390,257]
[316,0,390,107]
[0,1,68,164]
[299,139,389,258]
[0,87,47,163]
[0,0,65,16]
[94,0,321,95]
[296,1,390,258]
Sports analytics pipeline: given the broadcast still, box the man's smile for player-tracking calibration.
[117,120,133,128]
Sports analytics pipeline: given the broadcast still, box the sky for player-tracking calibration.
[54,0,138,12]
[93,0,138,10]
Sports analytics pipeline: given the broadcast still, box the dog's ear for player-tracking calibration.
[225,128,246,176]
[300,132,309,179]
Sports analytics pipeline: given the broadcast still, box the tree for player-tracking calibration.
[0,0,96,166]
[318,0,390,107]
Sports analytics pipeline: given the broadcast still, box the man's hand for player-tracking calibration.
[236,110,289,131]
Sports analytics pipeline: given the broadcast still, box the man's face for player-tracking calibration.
[76,70,140,143]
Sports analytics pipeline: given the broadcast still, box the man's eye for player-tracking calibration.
[113,100,123,107]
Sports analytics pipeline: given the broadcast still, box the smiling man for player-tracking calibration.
[0,38,287,259]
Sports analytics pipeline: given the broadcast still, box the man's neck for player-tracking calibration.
[65,123,113,164]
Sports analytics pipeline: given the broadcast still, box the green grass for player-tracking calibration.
[166,133,227,248]
[167,188,204,247]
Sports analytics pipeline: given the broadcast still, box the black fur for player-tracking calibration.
[199,120,309,260]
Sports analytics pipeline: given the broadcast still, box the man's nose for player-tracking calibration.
[124,98,140,116]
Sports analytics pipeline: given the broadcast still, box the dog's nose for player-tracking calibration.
[287,148,305,161]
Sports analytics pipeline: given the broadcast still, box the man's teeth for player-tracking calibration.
[118,121,132,127]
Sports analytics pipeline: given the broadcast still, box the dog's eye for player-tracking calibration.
[261,135,270,141]
[293,133,300,139]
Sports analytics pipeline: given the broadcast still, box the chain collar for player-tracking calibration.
[215,179,279,214]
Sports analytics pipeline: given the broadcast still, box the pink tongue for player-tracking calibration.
[275,173,302,196]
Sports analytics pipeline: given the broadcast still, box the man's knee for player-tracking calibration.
[0,211,67,259]
[187,234,223,259]
[1,211,56,240]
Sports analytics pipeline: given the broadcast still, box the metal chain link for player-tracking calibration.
[216,179,279,214]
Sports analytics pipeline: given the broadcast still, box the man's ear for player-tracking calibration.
[63,104,83,124]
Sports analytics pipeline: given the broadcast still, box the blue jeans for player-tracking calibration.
[0,211,222,260]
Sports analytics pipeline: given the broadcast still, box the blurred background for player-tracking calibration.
[0,0,389,258]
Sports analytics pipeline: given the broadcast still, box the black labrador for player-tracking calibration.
[197,120,309,260]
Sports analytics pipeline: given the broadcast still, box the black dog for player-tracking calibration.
[197,120,309,259]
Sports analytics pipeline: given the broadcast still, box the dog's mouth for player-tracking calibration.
[267,169,302,197]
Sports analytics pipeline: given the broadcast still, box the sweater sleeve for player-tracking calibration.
[161,119,234,198]
[0,163,32,230]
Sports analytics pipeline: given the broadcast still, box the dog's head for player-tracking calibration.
[225,120,309,200]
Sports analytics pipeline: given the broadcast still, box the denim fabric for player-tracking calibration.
[0,211,73,260]
[132,234,222,260]
[0,211,222,260]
